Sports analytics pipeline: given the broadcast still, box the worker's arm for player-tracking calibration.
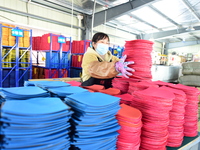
[82,53,119,79]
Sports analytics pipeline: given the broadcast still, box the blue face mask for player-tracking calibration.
[96,43,109,55]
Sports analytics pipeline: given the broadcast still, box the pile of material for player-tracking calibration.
[124,39,154,80]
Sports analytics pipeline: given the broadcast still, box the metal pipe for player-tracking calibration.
[26,0,32,25]
[91,0,96,39]
[77,14,83,40]
[104,10,107,33]
[70,0,74,37]
[0,6,84,30]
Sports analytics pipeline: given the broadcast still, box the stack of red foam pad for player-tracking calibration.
[81,84,121,95]
[167,84,200,137]
[112,78,130,94]
[81,84,105,92]
[98,88,121,96]
[116,104,142,150]
[160,86,187,147]
[131,87,175,150]
[128,80,159,95]
[124,39,154,80]
[112,77,139,94]
[152,80,173,87]
[115,93,133,105]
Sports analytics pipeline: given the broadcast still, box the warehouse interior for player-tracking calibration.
[1,0,200,150]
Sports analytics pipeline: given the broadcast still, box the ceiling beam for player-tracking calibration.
[149,5,181,27]
[91,0,160,28]
[94,0,111,7]
[110,20,144,33]
[192,35,200,40]
[0,6,84,30]
[189,33,200,40]
[175,37,183,41]
[31,0,82,15]
[180,0,200,21]
[55,0,92,14]
[142,26,200,40]
[167,40,200,49]
[129,14,162,31]
[148,5,184,42]
[105,22,138,35]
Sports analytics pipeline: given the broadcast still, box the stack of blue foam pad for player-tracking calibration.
[0,87,4,106]
[0,97,5,106]
[1,97,73,150]
[65,92,120,150]
[24,81,70,89]
[47,86,88,99]
[0,86,50,99]
[24,80,52,86]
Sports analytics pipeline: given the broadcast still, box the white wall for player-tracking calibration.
[0,0,137,43]
[168,44,200,55]
[0,0,80,40]
[153,41,163,53]
[94,24,136,46]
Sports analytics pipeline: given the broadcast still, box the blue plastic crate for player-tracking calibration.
[2,69,10,88]
[19,69,29,87]
[70,68,82,77]
[9,70,16,87]
[46,52,69,68]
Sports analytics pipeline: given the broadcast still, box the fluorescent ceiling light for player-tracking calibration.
[186,26,195,31]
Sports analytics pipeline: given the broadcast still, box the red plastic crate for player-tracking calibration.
[44,69,58,78]
[71,55,83,67]
[63,41,70,52]
[61,69,68,77]
[40,33,59,51]
[71,40,89,54]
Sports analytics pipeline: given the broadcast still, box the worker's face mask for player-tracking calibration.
[96,43,109,55]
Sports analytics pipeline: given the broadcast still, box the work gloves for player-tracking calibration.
[115,55,135,78]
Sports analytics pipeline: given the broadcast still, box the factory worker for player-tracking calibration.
[81,32,134,89]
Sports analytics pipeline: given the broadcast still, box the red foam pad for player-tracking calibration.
[66,81,81,86]
[98,88,121,95]
[81,84,105,91]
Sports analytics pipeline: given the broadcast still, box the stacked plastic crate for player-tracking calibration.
[111,45,124,58]
[32,33,71,79]
[70,40,90,77]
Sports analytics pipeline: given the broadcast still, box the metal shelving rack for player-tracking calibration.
[0,24,32,87]
[33,33,72,78]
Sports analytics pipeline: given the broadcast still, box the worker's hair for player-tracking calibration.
[92,32,110,44]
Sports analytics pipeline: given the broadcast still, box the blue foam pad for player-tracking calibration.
[47,86,88,97]
[1,97,70,115]
[66,92,120,107]
[35,81,71,89]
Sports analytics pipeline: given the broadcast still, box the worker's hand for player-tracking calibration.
[115,55,135,78]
